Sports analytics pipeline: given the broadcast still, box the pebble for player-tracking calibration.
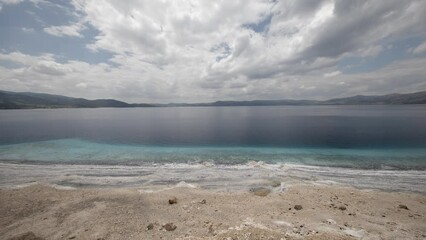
[294,205,303,210]
[163,223,177,231]
[169,197,178,205]
[398,204,409,210]
[146,223,154,231]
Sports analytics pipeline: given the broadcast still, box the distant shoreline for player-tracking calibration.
[1,90,426,109]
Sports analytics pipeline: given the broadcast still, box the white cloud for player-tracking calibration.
[324,71,341,78]
[411,41,426,55]
[1,0,426,102]
[0,0,23,4]
[21,27,35,33]
[44,22,84,37]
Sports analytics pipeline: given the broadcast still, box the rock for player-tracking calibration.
[294,205,303,210]
[7,232,44,240]
[270,180,281,187]
[398,204,409,210]
[169,197,177,204]
[326,219,336,225]
[146,223,154,231]
[338,206,347,211]
[68,236,76,240]
[252,187,271,197]
[200,199,207,204]
[163,223,177,231]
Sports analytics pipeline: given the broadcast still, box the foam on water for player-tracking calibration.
[0,138,425,193]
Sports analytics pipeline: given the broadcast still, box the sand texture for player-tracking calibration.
[0,184,425,240]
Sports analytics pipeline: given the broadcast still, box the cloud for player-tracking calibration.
[0,0,24,4]
[44,22,84,37]
[411,41,426,55]
[1,0,426,103]
[21,27,35,33]
[324,71,341,78]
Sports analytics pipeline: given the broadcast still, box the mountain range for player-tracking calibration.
[1,90,425,109]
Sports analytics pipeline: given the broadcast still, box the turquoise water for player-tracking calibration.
[1,138,425,170]
[1,106,426,170]
[1,106,426,191]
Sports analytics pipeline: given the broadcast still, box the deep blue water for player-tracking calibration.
[1,106,426,169]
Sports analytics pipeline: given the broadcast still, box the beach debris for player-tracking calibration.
[294,205,303,210]
[251,187,271,197]
[146,223,154,231]
[163,223,177,231]
[398,204,409,210]
[326,219,336,225]
[338,205,347,211]
[169,197,178,204]
[7,231,45,240]
[270,179,281,188]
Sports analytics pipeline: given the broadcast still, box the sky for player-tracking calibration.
[0,0,426,103]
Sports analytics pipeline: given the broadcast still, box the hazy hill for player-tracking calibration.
[323,91,426,105]
[1,90,425,109]
[0,90,153,109]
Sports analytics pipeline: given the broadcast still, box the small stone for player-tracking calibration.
[163,223,177,231]
[338,206,347,211]
[271,180,281,187]
[294,205,303,210]
[200,199,207,204]
[169,197,177,204]
[398,204,409,210]
[252,187,271,197]
[68,236,76,240]
[146,223,154,231]
[326,219,336,225]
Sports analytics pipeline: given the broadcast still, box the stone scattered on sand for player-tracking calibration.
[326,219,336,225]
[294,205,303,210]
[168,197,177,204]
[339,206,347,211]
[252,187,271,197]
[200,199,206,204]
[146,223,154,231]
[398,204,409,210]
[7,232,44,240]
[68,236,76,239]
[270,180,281,188]
[163,223,177,231]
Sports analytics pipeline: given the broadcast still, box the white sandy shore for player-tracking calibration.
[1,162,425,193]
[1,183,425,240]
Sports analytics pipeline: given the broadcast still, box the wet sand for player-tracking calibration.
[1,184,425,240]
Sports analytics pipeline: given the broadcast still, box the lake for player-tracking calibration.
[1,105,426,192]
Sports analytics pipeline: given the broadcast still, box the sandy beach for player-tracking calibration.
[1,183,425,240]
